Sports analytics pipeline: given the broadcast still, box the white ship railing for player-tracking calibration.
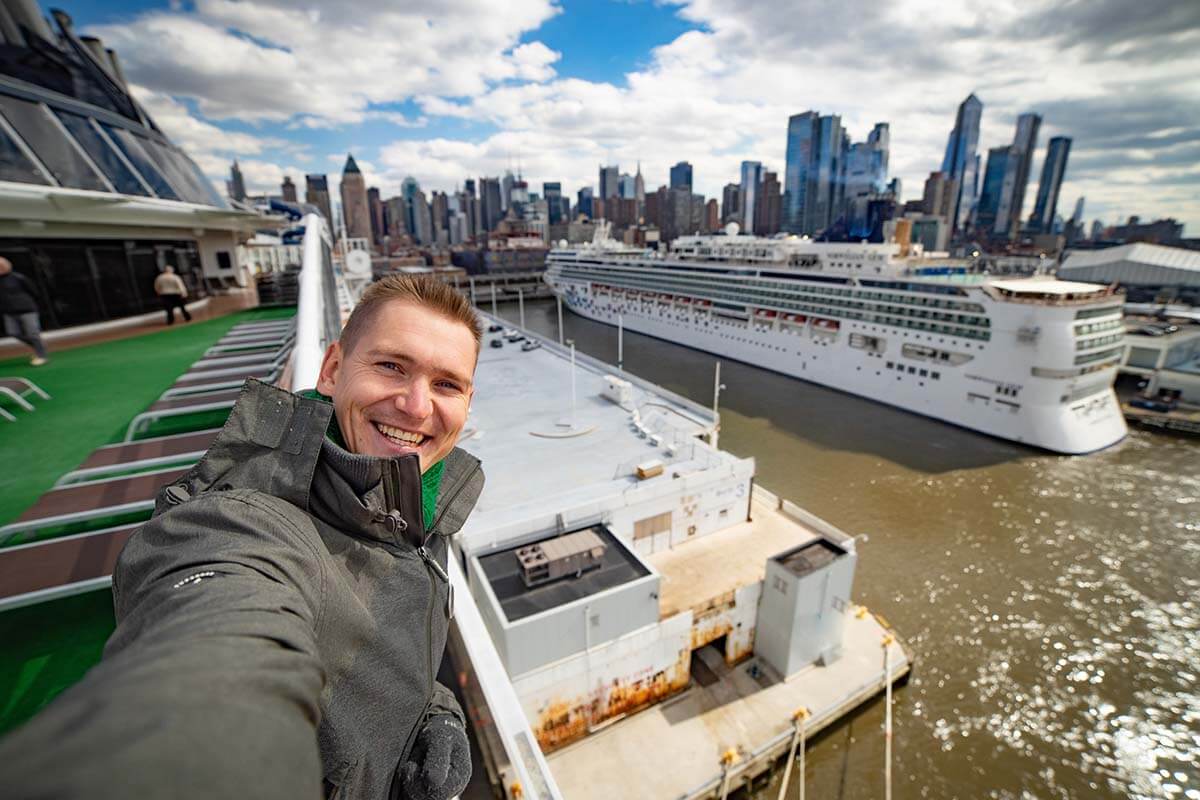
[291,213,341,390]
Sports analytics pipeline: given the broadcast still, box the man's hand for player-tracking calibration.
[398,714,471,800]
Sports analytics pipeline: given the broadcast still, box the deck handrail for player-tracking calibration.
[291,213,339,391]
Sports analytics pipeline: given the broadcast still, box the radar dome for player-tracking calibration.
[345,249,371,275]
[724,222,740,237]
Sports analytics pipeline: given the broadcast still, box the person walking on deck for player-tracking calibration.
[153,265,192,324]
[0,256,49,366]
[0,275,485,800]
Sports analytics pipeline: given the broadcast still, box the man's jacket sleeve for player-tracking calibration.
[0,490,328,800]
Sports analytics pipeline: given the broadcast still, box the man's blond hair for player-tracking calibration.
[339,274,482,355]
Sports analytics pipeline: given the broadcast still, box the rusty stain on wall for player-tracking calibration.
[532,647,692,752]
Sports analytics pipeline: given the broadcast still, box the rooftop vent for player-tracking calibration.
[516,528,607,588]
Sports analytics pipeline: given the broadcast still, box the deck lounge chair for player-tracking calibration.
[204,334,293,357]
[189,345,291,371]
[230,320,293,332]
[0,523,139,611]
[0,377,51,415]
[0,465,189,546]
[124,387,242,441]
[55,428,219,486]
[160,365,280,398]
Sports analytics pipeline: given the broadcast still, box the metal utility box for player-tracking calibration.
[754,538,856,679]
[516,529,608,588]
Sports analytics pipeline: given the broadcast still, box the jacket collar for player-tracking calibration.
[189,379,483,547]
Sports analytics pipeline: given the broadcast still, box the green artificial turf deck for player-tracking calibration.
[0,590,116,735]
[0,305,293,735]
[0,306,294,526]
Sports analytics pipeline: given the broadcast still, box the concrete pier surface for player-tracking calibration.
[546,501,910,800]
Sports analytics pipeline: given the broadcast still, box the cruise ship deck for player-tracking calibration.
[0,303,296,733]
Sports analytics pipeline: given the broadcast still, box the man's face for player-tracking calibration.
[0,258,11,275]
[316,299,476,472]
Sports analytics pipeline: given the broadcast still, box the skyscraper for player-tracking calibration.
[669,161,693,193]
[305,174,333,223]
[634,163,645,217]
[411,190,432,245]
[921,171,957,220]
[280,176,297,203]
[739,160,763,234]
[619,173,637,199]
[501,171,515,212]
[756,170,782,235]
[941,93,983,233]
[810,114,845,234]
[227,159,246,202]
[782,112,818,234]
[1008,112,1041,238]
[1029,136,1071,235]
[721,183,740,225]
[975,145,1018,236]
[339,154,371,240]
[577,186,594,219]
[544,182,563,224]
[367,186,385,246]
[599,165,620,199]
[479,177,503,232]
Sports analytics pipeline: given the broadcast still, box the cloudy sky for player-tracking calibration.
[73,0,1200,232]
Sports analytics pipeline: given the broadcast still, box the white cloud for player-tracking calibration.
[88,0,561,125]
[93,0,1200,230]
[373,0,1200,229]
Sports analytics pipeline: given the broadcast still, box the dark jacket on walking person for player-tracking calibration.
[0,380,485,799]
[0,269,38,315]
[0,257,48,363]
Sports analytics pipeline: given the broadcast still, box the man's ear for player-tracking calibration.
[315,341,343,396]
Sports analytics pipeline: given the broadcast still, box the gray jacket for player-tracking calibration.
[0,380,485,799]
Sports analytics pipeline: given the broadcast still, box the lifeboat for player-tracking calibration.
[813,318,840,331]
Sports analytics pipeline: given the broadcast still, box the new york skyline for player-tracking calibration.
[72,0,1200,231]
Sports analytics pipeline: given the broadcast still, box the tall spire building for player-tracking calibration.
[339,154,371,241]
[1029,136,1072,235]
[940,93,983,233]
[1007,113,1041,237]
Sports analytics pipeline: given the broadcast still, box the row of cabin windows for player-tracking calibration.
[885,361,941,380]
[573,270,993,341]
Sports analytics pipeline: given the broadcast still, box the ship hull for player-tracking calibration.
[550,280,1127,455]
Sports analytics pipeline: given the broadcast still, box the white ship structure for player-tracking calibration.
[545,225,1128,454]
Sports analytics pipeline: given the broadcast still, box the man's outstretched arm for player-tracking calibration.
[0,490,328,800]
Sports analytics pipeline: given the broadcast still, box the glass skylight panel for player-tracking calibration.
[54,110,150,197]
[137,136,213,206]
[177,152,227,208]
[0,94,107,191]
[99,123,179,200]
[0,122,49,185]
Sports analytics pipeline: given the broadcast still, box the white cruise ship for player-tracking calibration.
[545,226,1128,454]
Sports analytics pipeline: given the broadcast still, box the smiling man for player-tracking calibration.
[0,276,486,800]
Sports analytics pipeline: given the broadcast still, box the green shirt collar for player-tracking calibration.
[298,389,443,529]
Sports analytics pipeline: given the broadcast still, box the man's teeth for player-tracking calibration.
[375,422,425,445]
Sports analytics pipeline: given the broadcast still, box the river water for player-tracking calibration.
[499,299,1200,800]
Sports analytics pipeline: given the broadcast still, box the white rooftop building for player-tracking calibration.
[1060,243,1200,289]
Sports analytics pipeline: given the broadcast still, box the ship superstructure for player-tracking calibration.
[545,229,1128,454]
